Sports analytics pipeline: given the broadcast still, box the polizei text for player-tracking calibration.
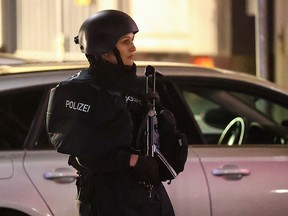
[65,100,91,113]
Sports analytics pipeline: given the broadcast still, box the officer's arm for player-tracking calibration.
[71,150,132,173]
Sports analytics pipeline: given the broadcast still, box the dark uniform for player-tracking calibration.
[47,61,175,216]
[46,10,176,216]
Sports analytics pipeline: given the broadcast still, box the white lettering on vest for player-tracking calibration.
[125,96,142,105]
[65,100,91,113]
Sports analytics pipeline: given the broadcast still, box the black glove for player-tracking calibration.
[134,156,159,184]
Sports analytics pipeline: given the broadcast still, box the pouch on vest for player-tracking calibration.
[157,109,188,181]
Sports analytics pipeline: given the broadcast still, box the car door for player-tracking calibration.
[24,150,78,216]
[194,145,288,216]
[23,88,79,216]
[163,147,211,216]
[0,85,59,215]
[173,76,288,216]
[156,79,211,215]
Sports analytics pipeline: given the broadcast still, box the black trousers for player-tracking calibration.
[76,171,174,216]
[78,201,97,216]
[77,184,175,216]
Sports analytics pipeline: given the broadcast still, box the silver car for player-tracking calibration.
[1,62,288,216]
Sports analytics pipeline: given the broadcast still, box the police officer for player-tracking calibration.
[48,10,175,216]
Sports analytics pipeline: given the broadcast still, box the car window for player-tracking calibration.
[255,98,288,124]
[0,88,45,150]
[182,87,288,145]
[183,91,223,134]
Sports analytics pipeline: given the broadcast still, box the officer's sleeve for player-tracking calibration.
[73,149,131,173]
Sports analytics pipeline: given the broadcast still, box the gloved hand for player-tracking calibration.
[134,156,159,184]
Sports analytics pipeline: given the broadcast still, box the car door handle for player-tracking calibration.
[43,167,78,183]
[212,164,250,180]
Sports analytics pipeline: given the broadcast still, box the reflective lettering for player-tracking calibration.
[65,100,91,113]
[125,95,142,105]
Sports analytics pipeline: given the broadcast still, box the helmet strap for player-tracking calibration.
[113,47,124,66]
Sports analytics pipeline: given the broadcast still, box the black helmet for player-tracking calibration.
[74,10,138,55]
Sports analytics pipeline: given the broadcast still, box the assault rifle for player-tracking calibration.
[144,65,177,197]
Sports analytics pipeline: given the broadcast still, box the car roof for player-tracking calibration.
[0,61,287,97]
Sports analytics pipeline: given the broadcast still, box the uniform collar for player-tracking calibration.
[88,61,145,95]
